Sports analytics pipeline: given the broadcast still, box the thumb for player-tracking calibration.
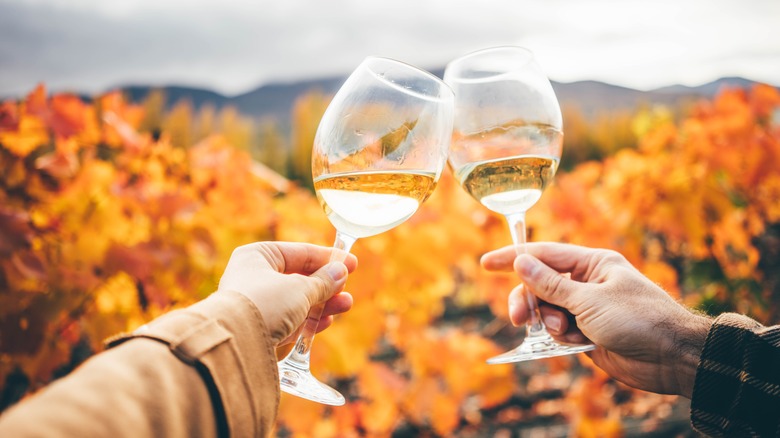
[514,254,581,310]
[303,262,349,306]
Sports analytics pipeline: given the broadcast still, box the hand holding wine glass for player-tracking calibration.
[444,46,595,363]
[277,56,454,405]
[480,242,712,398]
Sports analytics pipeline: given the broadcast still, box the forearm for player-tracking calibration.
[0,291,281,437]
[0,339,219,437]
[691,313,780,436]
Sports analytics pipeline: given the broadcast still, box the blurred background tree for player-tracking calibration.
[1,81,778,437]
[289,90,330,189]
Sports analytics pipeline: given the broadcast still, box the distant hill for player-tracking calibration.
[116,75,778,127]
[231,76,345,121]
[122,85,230,110]
[551,77,778,117]
[650,76,759,96]
[119,76,345,129]
[552,80,667,117]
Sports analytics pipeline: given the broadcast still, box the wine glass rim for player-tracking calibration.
[362,55,454,102]
[444,46,537,83]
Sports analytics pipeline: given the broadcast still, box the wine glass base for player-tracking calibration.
[487,333,596,364]
[278,361,346,406]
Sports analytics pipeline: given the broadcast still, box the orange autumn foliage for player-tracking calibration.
[532,84,780,318]
[0,85,515,436]
[1,83,779,436]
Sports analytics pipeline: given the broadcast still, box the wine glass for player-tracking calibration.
[444,46,595,364]
[277,56,454,405]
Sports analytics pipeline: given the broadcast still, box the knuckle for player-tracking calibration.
[255,242,285,268]
[303,273,330,304]
[248,242,266,252]
[600,249,626,265]
[592,249,627,273]
[231,243,250,256]
[545,272,565,298]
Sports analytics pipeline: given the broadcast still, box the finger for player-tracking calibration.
[321,292,353,317]
[509,285,590,344]
[508,284,529,326]
[481,245,518,272]
[539,305,570,335]
[300,262,349,306]
[508,284,570,335]
[522,242,625,282]
[483,242,622,280]
[254,242,358,275]
[557,330,590,345]
[482,241,600,272]
[315,315,334,333]
[514,254,585,311]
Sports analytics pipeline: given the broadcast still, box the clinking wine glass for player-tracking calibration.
[444,46,595,364]
[277,56,454,405]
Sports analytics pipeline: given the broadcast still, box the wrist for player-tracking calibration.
[673,312,713,398]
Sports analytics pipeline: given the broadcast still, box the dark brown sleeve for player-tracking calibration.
[0,290,280,438]
[691,313,780,437]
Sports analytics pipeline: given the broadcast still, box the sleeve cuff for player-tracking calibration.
[690,312,764,436]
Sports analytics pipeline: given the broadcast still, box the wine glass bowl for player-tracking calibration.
[312,57,453,239]
[452,125,562,216]
[278,56,454,404]
[444,46,594,364]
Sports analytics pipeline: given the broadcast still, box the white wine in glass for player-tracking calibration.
[314,170,437,238]
[445,46,595,364]
[277,56,454,405]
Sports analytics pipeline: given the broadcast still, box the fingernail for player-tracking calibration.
[544,314,562,333]
[326,262,347,282]
[517,255,539,278]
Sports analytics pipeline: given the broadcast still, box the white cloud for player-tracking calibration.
[1,0,778,96]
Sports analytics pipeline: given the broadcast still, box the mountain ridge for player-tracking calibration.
[103,76,780,125]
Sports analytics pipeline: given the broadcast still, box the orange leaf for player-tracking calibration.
[0,100,19,132]
[35,149,80,180]
[430,391,460,436]
[0,208,33,256]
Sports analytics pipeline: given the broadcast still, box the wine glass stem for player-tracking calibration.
[506,212,546,337]
[284,231,357,369]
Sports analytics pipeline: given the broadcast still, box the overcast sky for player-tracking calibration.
[1,0,779,97]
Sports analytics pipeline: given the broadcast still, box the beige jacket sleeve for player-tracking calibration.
[0,290,280,437]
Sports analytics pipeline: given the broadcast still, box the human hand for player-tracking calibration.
[481,242,712,398]
[218,242,357,347]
